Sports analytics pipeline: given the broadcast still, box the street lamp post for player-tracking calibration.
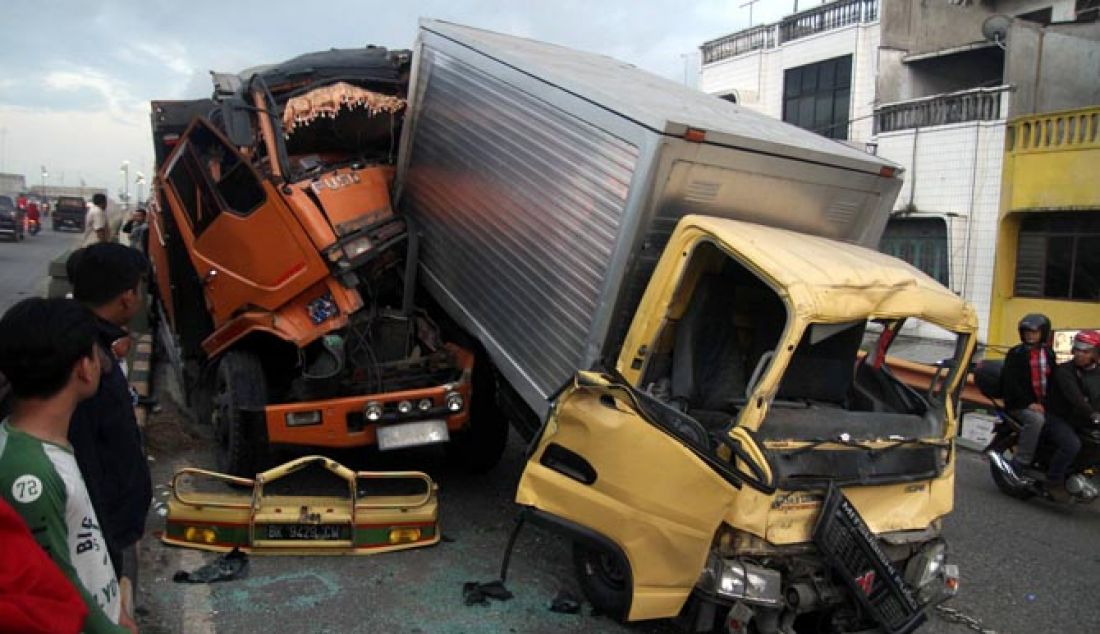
[135,172,146,207]
[40,166,47,193]
[120,161,130,210]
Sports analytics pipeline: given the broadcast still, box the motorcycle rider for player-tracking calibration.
[1001,314,1056,474]
[1043,329,1100,501]
[25,201,40,235]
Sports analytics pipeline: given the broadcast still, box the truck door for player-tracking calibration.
[161,119,324,327]
[516,373,740,620]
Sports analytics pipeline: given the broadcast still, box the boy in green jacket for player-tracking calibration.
[0,298,136,633]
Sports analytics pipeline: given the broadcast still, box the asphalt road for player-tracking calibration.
[0,223,79,311]
[133,392,1100,634]
[3,238,1097,633]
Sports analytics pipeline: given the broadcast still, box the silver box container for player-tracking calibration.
[396,20,903,419]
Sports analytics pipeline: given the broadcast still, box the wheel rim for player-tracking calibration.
[593,551,626,590]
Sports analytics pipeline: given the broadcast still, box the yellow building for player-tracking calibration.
[988,106,1100,359]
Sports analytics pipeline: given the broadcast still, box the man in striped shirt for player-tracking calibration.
[0,298,136,633]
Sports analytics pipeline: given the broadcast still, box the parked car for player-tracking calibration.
[52,195,87,231]
[0,195,25,241]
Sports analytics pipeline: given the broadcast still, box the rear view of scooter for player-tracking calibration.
[976,359,1100,504]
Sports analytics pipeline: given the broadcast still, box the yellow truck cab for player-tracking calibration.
[517,217,976,632]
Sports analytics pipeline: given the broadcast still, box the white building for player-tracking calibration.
[698,0,1094,343]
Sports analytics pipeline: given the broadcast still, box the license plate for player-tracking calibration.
[376,420,450,451]
[262,524,346,541]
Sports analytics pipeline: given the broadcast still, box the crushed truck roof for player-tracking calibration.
[686,215,977,332]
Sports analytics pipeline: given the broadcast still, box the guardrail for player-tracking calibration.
[874,86,1012,133]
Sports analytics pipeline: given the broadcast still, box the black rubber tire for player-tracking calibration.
[446,355,509,474]
[573,541,630,621]
[212,350,269,477]
[989,450,1036,500]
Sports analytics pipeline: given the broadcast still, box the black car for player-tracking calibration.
[53,195,87,231]
[0,195,25,241]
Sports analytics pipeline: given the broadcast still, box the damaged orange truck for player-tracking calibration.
[148,47,507,476]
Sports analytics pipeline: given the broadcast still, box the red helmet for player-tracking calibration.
[1073,329,1100,352]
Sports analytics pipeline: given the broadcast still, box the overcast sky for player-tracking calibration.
[0,0,810,198]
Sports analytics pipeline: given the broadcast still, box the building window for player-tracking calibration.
[783,55,851,139]
[880,217,949,286]
[1014,212,1100,300]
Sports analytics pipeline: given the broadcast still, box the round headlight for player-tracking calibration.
[445,392,464,412]
[397,400,413,414]
[418,398,433,412]
[364,402,383,422]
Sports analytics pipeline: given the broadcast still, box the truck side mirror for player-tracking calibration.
[220,97,255,149]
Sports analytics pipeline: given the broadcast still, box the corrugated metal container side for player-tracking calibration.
[399,44,640,413]
[397,21,903,419]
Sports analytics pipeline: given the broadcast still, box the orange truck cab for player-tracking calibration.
[148,47,506,476]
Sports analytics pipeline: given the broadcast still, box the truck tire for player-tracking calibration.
[212,350,269,477]
[446,356,509,473]
[573,541,630,621]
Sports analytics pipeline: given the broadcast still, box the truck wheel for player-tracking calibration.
[573,541,630,621]
[446,358,509,473]
[212,350,269,477]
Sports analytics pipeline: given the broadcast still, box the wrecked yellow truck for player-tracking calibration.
[517,218,976,632]
[394,21,976,633]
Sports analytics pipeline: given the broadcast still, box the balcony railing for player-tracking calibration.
[1007,107,1100,154]
[779,0,879,44]
[701,25,776,64]
[874,86,1013,134]
[701,0,878,65]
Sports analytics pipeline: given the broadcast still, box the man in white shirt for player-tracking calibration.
[83,193,110,246]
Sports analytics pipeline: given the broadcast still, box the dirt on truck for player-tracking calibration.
[148,45,507,480]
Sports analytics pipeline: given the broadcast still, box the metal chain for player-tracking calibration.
[935,604,999,634]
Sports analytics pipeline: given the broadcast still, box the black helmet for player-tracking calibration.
[1017,313,1051,343]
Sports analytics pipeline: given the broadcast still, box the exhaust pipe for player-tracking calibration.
[986,450,1032,488]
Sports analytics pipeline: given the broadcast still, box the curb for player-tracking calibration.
[130,333,154,427]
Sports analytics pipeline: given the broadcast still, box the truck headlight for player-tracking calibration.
[397,400,413,414]
[417,398,433,412]
[364,401,383,422]
[904,540,957,601]
[699,554,782,606]
[445,392,464,412]
[342,235,373,260]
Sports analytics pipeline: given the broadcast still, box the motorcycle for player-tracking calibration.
[27,218,40,236]
[974,360,1100,504]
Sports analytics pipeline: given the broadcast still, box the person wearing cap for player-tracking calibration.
[1042,329,1100,501]
[1001,313,1056,473]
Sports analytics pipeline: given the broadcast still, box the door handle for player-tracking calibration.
[202,269,218,285]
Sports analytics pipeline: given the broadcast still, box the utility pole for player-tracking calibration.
[0,127,6,172]
[741,0,761,27]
